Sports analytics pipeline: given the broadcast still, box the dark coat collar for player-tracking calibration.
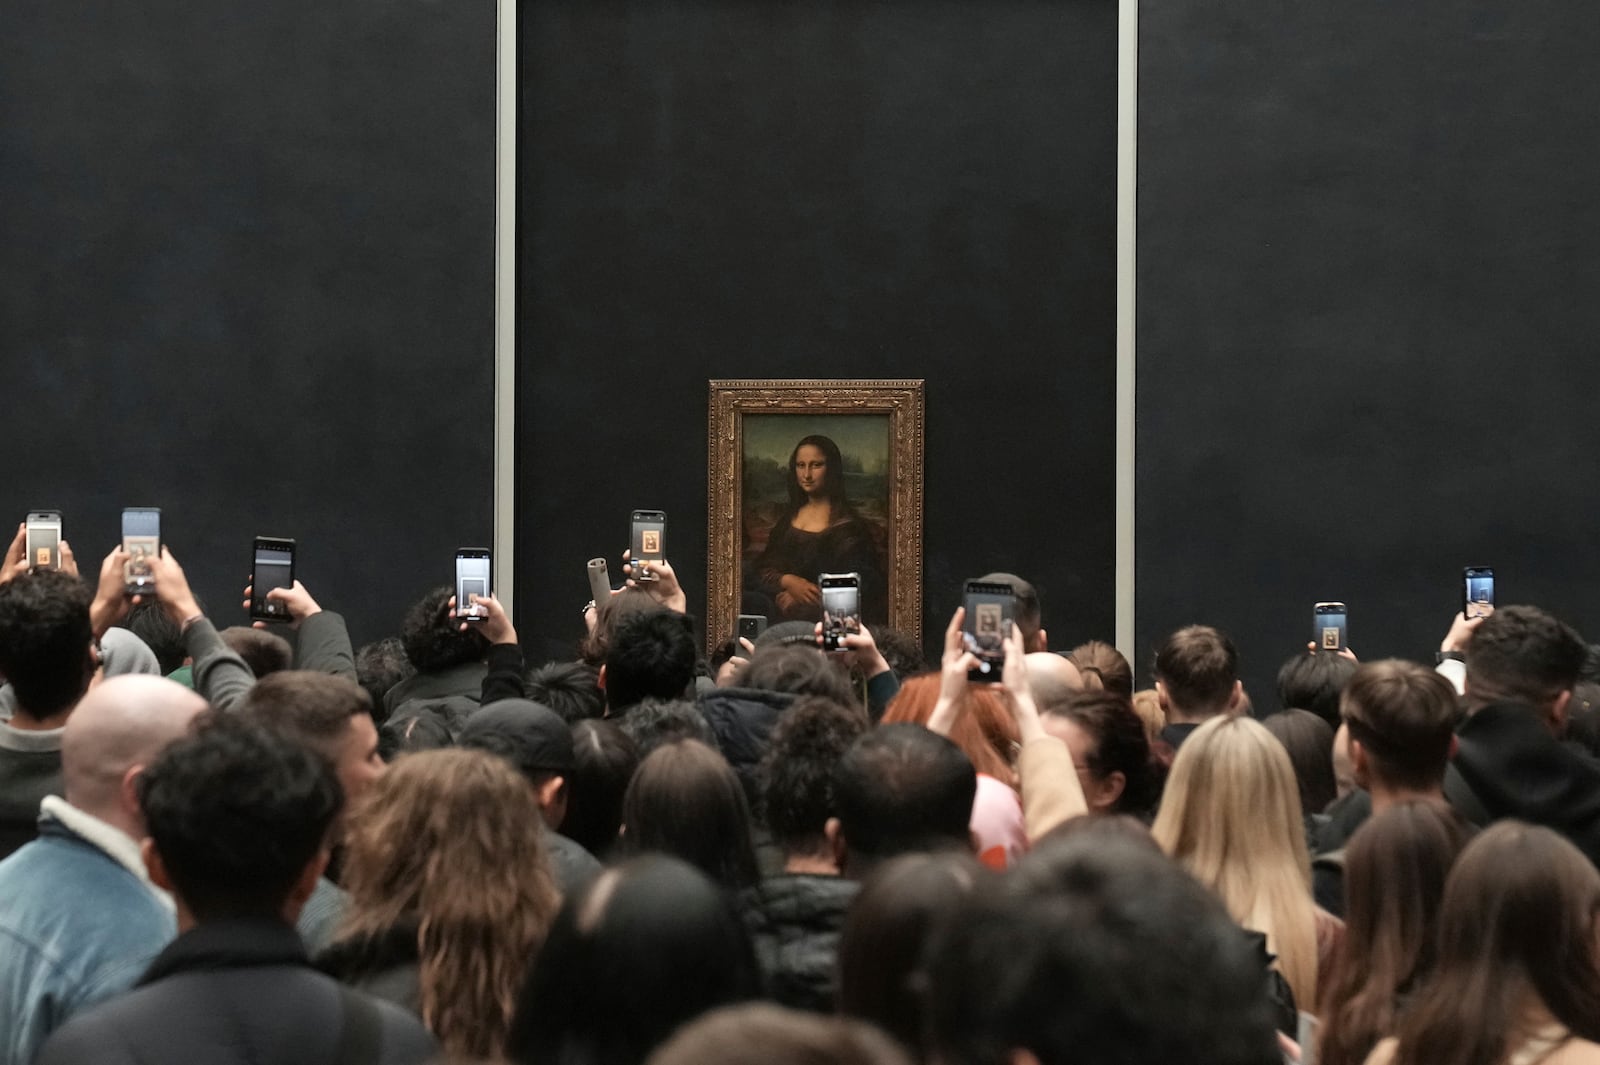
[139,918,307,987]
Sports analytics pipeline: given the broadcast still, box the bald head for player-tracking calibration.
[64,675,207,831]
[1027,652,1083,711]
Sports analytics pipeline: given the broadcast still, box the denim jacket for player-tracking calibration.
[0,801,175,1065]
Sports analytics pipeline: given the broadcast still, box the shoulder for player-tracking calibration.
[1548,1039,1600,1064]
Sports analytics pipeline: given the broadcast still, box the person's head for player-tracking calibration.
[787,434,848,510]
[623,739,759,890]
[1337,659,1459,799]
[61,675,206,837]
[1261,708,1337,816]
[882,674,1018,784]
[925,832,1280,1065]
[761,695,869,863]
[355,637,415,723]
[233,671,384,814]
[377,706,455,760]
[1317,800,1471,1065]
[0,568,94,721]
[218,625,293,679]
[1275,650,1358,729]
[1024,652,1083,710]
[1151,714,1317,1009]
[871,627,929,678]
[338,748,560,1058]
[1391,822,1600,1065]
[579,587,661,668]
[124,600,186,675]
[648,1004,912,1065]
[1153,625,1241,723]
[400,585,488,674]
[734,643,858,706]
[507,856,760,1065]
[564,719,639,859]
[458,698,576,827]
[139,719,341,927]
[837,852,990,1054]
[830,724,977,877]
[604,609,697,715]
[1463,605,1587,732]
[616,697,716,757]
[527,659,606,724]
[1040,691,1162,817]
[978,572,1045,651]
[1065,640,1134,697]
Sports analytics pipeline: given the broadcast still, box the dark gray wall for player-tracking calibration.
[1137,0,1600,706]
[515,0,1119,664]
[0,1,498,648]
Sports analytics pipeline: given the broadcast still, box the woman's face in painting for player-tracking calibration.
[793,444,829,497]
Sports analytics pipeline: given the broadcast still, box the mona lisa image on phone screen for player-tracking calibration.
[1313,602,1348,652]
[963,579,1016,681]
[121,507,160,595]
[25,511,62,570]
[631,510,666,582]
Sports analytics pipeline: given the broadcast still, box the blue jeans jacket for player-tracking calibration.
[0,814,175,1065]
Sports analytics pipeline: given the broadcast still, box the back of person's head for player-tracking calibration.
[355,637,415,723]
[1150,714,1317,1009]
[623,739,758,889]
[1276,650,1358,728]
[139,718,341,922]
[1153,624,1240,719]
[605,609,697,714]
[616,697,716,757]
[124,600,186,675]
[1317,800,1472,1065]
[456,698,574,790]
[218,625,293,678]
[377,706,455,761]
[837,852,990,1054]
[1464,605,1587,721]
[1040,691,1162,818]
[61,675,207,827]
[1391,822,1600,1065]
[882,674,1018,783]
[926,832,1280,1065]
[565,719,639,859]
[401,585,488,674]
[1261,708,1337,816]
[832,724,977,872]
[337,747,560,1059]
[1024,652,1084,710]
[1066,640,1134,697]
[647,1004,911,1065]
[1339,659,1458,793]
[527,660,606,724]
[870,627,929,679]
[978,572,1044,650]
[734,644,857,706]
[507,856,760,1065]
[234,670,371,765]
[581,587,666,668]
[0,568,93,719]
[760,695,868,859]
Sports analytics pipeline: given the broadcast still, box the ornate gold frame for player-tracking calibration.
[707,379,925,650]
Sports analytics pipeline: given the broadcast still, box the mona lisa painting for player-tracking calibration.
[708,380,924,649]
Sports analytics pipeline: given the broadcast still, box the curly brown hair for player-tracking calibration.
[337,749,561,1058]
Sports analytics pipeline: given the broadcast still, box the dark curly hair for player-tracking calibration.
[400,586,488,674]
[760,696,868,855]
[0,568,94,718]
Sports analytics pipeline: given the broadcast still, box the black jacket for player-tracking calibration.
[317,922,424,1016]
[738,874,858,1013]
[698,687,798,799]
[36,918,435,1065]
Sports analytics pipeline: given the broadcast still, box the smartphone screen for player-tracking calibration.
[963,580,1016,680]
[25,512,62,570]
[1313,602,1348,652]
[631,510,666,581]
[1464,566,1495,620]
[820,573,862,651]
[251,538,296,620]
[121,508,161,594]
[456,548,492,621]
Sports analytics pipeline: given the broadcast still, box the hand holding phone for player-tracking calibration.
[630,510,666,582]
[963,579,1017,682]
[121,508,161,596]
[1313,602,1348,653]
[455,548,492,622]
[737,614,768,643]
[249,537,297,622]
[1463,566,1495,620]
[820,572,862,652]
[25,511,62,571]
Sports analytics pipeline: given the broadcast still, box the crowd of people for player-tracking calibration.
[4,519,1600,1065]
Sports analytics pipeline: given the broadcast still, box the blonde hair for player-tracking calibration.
[1151,715,1319,1007]
[338,749,562,1058]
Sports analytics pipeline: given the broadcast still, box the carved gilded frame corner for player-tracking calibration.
[707,379,925,652]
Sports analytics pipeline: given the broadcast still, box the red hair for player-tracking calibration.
[882,674,1019,786]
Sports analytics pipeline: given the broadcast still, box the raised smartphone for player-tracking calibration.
[1463,566,1495,620]
[455,548,492,622]
[250,537,297,621]
[963,579,1016,682]
[121,507,161,596]
[630,510,666,582]
[737,614,768,643]
[24,511,62,570]
[1313,602,1348,652]
[820,572,862,652]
